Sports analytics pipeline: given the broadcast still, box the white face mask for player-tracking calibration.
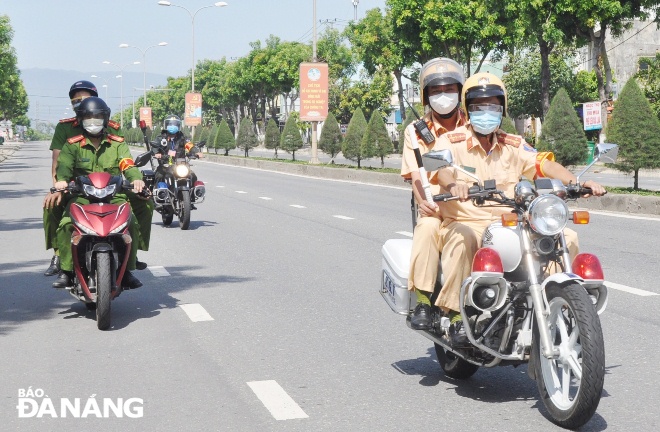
[82,118,104,135]
[428,92,459,115]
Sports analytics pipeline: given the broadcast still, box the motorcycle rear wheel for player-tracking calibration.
[95,253,112,330]
[533,283,605,429]
[434,343,479,379]
[162,210,173,226]
[179,192,191,230]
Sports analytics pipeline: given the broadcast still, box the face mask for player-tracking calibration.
[167,125,179,134]
[428,92,459,115]
[82,118,104,135]
[470,111,502,135]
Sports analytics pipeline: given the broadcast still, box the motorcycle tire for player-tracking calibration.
[532,283,605,429]
[179,192,191,230]
[434,343,479,379]
[95,252,112,331]
[162,210,173,226]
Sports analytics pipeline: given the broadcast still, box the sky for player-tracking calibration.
[1,0,387,123]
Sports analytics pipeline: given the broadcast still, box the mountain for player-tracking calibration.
[21,68,169,125]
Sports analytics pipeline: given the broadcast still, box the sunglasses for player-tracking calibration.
[468,103,503,113]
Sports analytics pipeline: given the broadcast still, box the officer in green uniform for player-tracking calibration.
[43,80,153,276]
[52,97,144,289]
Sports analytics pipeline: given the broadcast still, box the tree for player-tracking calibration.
[236,117,258,157]
[318,114,342,162]
[606,78,660,190]
[280,115,303,161]
[362,112,394,167]
[214,119,235,156]
[538,88,587,167]
[636,53,660,121]
[0,16,28,123]
[264,118,281,158]
[499,116,518,135]
[341,108,368,168]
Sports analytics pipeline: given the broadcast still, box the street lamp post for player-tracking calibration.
[119,42,168,106]
[90,75,109,99]
[352,0,359,21]
[101,60,140,129]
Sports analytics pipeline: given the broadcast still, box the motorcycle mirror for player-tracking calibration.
[422,150,453,172]
[134,152,152,167]
[595,143,619,164]
[139,120,147,132]
[197,140,206,148]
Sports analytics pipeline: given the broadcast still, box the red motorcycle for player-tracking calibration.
[52,172,141,330]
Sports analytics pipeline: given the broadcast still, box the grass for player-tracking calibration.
[605,187,660,196]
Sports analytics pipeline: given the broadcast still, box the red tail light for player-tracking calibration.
[472,248,503,273]
[572,253,604,280]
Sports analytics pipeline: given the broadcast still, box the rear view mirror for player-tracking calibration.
[134,152,151,167]
[422,150,453,172]
[595,143,618,164]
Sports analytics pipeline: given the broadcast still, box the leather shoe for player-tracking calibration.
[410,303,431,330]
[122,271,143,289]
[52,271,72,289]
[135,258,148,270]
[44,255,60,276]
[450,320,469,346]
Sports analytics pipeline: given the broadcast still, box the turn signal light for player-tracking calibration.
[501,213,518,227]
[472,248,504,273]
[71,234,83,246]
[572,253,604,280]
[573,211,590,224]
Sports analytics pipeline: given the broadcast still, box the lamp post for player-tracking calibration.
[352,0,359,21]
[157,1,227,92]
[102,60,140,129]
[119,42,167,106]
[90,75,109,99]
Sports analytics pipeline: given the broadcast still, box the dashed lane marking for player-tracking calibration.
[290,204,306,209]
[236,190,247,194]
[333,215,354,220]
[216,185,225,188]
[179,303,215,322]
[247,380,308,421]
[396,231,413,237]
[607,281,659,296]
[148,266,170,277]
[259,197,273,200]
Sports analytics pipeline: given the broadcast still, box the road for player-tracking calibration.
[1,141,659,431]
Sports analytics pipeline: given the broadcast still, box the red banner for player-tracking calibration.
[139,107,153,129]
[185,92,203,126]
[299,63,328,121]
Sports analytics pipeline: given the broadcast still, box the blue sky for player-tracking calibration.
[1,0,387,76]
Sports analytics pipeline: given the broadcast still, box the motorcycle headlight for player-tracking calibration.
[110,220,129,234]
[528,194,569,236]
[175,164,190,178]
[83,183,116,199]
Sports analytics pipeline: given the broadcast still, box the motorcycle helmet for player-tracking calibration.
[163,115,182,135]
[75,97,111,136]
[462,72,507,116]
[69,80,98,99]
[419,58,465,106]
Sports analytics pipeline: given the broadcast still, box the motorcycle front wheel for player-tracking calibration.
[434,343,479,379]
[95,252,112,330]
[533,283,605,429]
[161,209,173,226]
[178,192,191,230]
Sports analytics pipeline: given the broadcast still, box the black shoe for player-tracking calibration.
[44,255,60,276]
[191,204,197,210]
[410,303,431,330]
[135,258,148,270]
[122,271,143,289]
[52,271,72,289]
[450,320,469,346]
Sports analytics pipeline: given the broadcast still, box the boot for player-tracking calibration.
[52,271,72,289]
[44,255,60,276]
[410,303,431,330]
[122,271,143,289]
[135,257,148,270]
[450,320,469,346]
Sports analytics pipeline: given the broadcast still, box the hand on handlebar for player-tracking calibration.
[581,180,607,197]
[54,180,68,191]
[131,180,146,194]
[449,183,471,201]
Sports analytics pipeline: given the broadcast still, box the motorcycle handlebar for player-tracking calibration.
[432,185,484,202]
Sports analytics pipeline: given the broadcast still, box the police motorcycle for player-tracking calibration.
[381,143,618,429]
[51,173,148,331]
[135,120,205,230]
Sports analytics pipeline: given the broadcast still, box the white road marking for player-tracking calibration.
[290,204,306,209]
[606,281,659,296]
[247,380,308,421]
[259,197,273,200]
[148,266,170,277]
[580,210,660,221]
[333,215,354,220]
[396,231,414,237]
[179,304,215,322]
[216,185,225,188]
[236,190,247,194]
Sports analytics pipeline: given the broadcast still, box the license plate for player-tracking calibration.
[382,271,397,304]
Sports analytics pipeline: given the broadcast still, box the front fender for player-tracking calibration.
[540,272,584,291]
[541,272,608,315]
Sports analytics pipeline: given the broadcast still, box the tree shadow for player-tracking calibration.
[0,217,43,232]
[0,188,44,200]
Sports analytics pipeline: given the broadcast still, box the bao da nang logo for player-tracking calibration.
[16,387,143,418]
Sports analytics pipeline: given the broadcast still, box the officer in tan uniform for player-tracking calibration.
[412,73,606,343]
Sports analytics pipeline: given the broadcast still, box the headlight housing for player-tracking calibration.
[528,194,569,235]
[175,164,190,178]
[83,183,116,199]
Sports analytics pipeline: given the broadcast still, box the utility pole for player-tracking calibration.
[310,0,320,164]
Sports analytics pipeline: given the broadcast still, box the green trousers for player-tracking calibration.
[56,195,140,272]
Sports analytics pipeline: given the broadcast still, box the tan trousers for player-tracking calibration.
[408,216,579,313]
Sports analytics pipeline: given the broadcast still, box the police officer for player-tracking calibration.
[416,73,606,343]
[52,97,144,289]
[43,81,153,276]
[401,58,467,330]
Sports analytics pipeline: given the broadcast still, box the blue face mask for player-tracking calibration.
[167,125,179,134]
[470,111,503,135]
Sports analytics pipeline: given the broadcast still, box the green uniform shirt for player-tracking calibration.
[50,118,122,151]
[56,134,142,183]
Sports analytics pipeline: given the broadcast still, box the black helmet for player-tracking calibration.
[163,114,182,134]
[69,80,98,99]
[75,96,111,128]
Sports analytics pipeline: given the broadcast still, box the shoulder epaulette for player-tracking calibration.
[107,133,125,143]
[497,131,522,148]
[67,135,85,144]
[107,120,120,130]
[445,132,466,143]
[59,117,76,124]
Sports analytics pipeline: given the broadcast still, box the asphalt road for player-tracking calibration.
[1,141,659,431]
